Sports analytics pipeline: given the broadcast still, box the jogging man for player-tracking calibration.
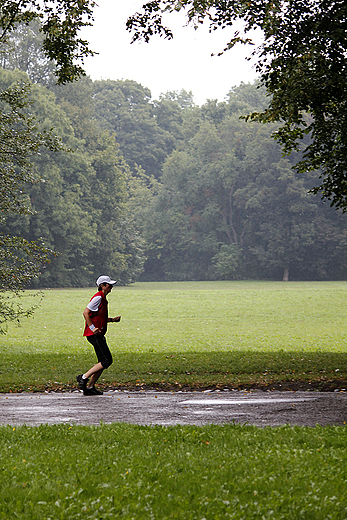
[77,275,121,395]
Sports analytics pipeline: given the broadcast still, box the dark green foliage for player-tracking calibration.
[135,83,347,281]
[0,233,49,334]
[127,0,347,209]
[0,74,61,215]
[212,243,242,280]
[0,69,146,287]
[92,79,189,179]
[0,235,52,293]
[247,0,347,210]
[0,2,98,329]
[2,19,347,285]
[2,68,346,284]
[0,70,60,330]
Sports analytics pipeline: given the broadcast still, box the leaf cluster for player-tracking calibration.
[0,80,61,216]
[0,76,62,331]
[0,0,96,84]
[0,70,146,288]
[127,0,347,209]
[0,234,53,292]
[0,231,52,333]
[0,3,97,331]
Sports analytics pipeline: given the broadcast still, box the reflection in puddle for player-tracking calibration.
[181,398,313,405]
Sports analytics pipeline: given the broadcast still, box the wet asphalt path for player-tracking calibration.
[0,390,346,427]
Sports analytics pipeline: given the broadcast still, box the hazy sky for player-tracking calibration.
[81,0,260,105]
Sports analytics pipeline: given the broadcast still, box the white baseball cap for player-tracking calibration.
[96,275,117,286]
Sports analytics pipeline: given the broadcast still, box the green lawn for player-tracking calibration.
[1,281,346,519]
[1,422,346,519]
[1,281,347,391]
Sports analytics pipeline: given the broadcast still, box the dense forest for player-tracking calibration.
[1,23,347,286]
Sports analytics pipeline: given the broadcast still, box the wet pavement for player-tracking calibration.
[0,389,346,427]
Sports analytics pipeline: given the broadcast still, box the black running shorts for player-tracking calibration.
[86,334,113,369]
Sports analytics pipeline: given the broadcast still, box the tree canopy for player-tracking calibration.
[124,82,347,283]
[0,2,96,331]
[0,74,59,332]
[0,0,96,84]
[127,0,347,210]
[1,63,346,286]
[1,20,347,294]
[0,69,146,288]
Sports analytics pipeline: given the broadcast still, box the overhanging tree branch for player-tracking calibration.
[0,0,97,83]
[127,0,347,210]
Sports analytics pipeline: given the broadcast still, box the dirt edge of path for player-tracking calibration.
[2,379,347,394]
[107,379,347,393]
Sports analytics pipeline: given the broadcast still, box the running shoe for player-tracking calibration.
[76,374,89,391]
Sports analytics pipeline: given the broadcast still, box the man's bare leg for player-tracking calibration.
[88,368,104,387]
[84,362,104,386]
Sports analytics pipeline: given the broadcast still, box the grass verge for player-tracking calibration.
[1,423,346,519]
[1,281,347,392]
[1,351,347,393]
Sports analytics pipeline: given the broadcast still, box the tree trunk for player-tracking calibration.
[282,265,289,282]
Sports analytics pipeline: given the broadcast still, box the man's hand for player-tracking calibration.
[112,316,121,322]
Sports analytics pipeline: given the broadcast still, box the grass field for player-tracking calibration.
[1,281,347,519]
[1,281,347,392]
[1,423,347,519]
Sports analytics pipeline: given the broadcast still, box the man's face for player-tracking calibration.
[103,283,113,295]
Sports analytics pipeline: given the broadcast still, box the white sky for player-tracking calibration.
[81,0,260,105]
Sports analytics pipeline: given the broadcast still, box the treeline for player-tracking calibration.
[1,24,347,285]
[133,85,347,282]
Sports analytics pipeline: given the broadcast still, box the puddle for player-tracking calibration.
[180,398,314,405]
[192,410,247,415]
